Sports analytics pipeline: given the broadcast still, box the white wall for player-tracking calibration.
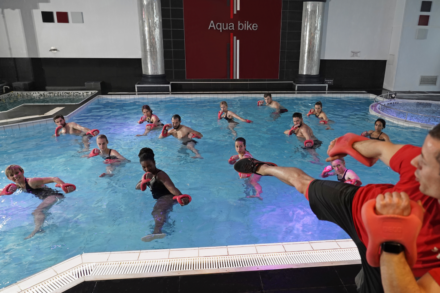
[321,0,397,60]
[0,0,141,58]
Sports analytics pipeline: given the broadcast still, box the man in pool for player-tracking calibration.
[233,123,440,293]
[159,114,203,159]
[53,115,99,149]
[284,113,322,163]
[307,101,329,125]
[257,93,288,116]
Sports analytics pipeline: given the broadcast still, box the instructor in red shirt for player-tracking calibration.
[233,123,440,293]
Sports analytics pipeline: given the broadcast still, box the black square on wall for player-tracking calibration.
[41,11,55,23]
[421,1,432,12]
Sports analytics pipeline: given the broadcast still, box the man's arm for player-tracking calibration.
[70,122,91,133]
[159,124,174,139]
[186,127,203,138]
[301,127,312,141]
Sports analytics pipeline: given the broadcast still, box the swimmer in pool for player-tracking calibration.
[53,115,99,150]
[320,158,362,186]
[285,112,323,163]
[361,118,391,142]
[228,137,263,200]
[136,105,164,137]
[257,93,288,118]
[218,101,253,138]
[159,114,203,159]
[306,101,330,126]
[85,134,128,177]
[2,164,75,239]
[135,148,191,242]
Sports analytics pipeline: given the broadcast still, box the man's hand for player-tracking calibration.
[325,138,347,162]
[375,192,415,216]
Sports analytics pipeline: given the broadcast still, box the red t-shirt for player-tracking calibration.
[352,145,440,278]
[429,268,440,285]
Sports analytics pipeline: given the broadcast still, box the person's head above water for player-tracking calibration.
[5,165,24,181]
[171,114,181,129]
[96,134,109,150]
[235,137,247,155]
[314,101,323,114]
[412,123,440,199]
[220,101,228,112]
[139,148,156,173]
[53,115,66,127]
[292,112,303,126]
[264,93,272,104]
[141,105,152,117]
[331,158,347,175]
[374,118,386,132]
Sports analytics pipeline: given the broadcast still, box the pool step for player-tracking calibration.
[0,107,64,123]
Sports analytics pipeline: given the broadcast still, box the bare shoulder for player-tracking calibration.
[157,170,171,181]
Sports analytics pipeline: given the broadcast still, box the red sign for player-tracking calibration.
[184,0,282,79]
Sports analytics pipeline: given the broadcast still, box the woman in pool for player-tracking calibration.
[361,118,391,142]
[218,101,252,138]
[228,137,263,200]
[320,158,362,186]
[136,148,191,242]
[86,134,128,177]
[136,105,164,136]
[1,165,76,239]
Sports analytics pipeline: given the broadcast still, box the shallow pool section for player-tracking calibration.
[0,95,429,288]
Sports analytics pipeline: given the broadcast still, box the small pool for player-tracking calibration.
[0,95,428,288]
[0,91,96,112]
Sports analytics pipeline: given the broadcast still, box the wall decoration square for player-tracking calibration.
[71,12,84,23]
[418,15,430,26]
[421,1,432,12]
[41,11,55,23]
[56,12,69,23]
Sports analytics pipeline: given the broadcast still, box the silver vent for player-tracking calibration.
[419,76,438,86]
[416,28,428,40]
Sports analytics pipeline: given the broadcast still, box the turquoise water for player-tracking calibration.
[0,96,429,288]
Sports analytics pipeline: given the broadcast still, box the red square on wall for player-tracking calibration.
[56,12,69,23]
[418,15,430,26]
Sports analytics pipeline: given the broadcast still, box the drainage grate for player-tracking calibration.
[420,75,438,86]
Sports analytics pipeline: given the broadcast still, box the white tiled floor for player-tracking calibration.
[227,245,258,255]
[139,249,170,260]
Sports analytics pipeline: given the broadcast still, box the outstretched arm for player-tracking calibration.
[300,128,312,141]
[70,122,91,133]
[28,177,65,188]
[228,111,247,122]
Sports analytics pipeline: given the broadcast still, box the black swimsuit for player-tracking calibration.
[369,132,385,141]
[146,116,164,126]
[103,149,118,160]
[337,170,348,183]
[223,111,237,123]
[24,178,64,200]
[147,170,171,199]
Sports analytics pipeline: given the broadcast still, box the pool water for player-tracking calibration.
[378,100,440,125]
[0,95,429,288]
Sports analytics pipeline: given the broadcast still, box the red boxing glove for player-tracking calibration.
[345,179,362,186]
[0,183,17,196]
[146,123,156,129]
[191,133,202,139]
[86,129,100,136]
[320,120,328,124]
[362,199,423,267]
[228,155,238,165]
[103,159,119,164]
[161,124,171,137]
[320,165,333,178]
[304,139,314,148]
[88,148,100,158]
[288,125,299,136]
[245,119,252,123]
[328,133,378,167]
[55,183,76,193]
[239,172,251,178]
[55,126,63,137]
[140,173,152,191]
[173,194,192,205]
[138,116,146,124]
[257,100,264,106]
[218,110,223,120]
[361,131,368,137]
[307,109,314,117]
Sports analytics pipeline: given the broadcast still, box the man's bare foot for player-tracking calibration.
[99,173,114,177]
[136,134,145,137]
[192,155,203,159]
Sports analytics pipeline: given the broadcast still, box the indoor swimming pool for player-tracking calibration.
[0,95,429,288]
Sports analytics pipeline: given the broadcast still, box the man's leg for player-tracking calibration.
[186,142,203,159]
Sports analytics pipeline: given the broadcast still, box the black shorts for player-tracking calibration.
[280,109,288,113]
[302,139,322,149]
[308,180,383,293]
[182,139,198,146]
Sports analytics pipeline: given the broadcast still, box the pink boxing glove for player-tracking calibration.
[190,133,202,139]
[55,183,76,193]
[86,129,100,136]
[307,109,315,117]
[146,123,156,129]
[103,159,120,164]
[362,199,423,267]
[361,131,368,137]
[319,120,328,124]
[320,165,333,178]
[140,173,152,191]
[239,172,251,178]
[304,140,314,148]
[138,116,146,124]
[173,194,192,206]
[0,183,17,196]
[257,100,264,106]
[55,126,63,137]
[218,110,223,120]
[228,155,239,165]
[245,119,252,123]
[345,179,362,186]
[161,124,171,137]
[88,148,100,158]
[288,125,299,136]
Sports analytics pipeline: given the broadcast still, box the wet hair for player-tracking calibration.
[172,114,181,121]
[5,165,24,178]
[264,93,272,98]
[375,118,386,128]
[235,137,247,151]
[138,147,155,158]
[142,105,152,113]
[315,101,323,108]
[331,157,346,166]
[429,124,440,166]
[97,134,108,142]
[53,115,65,122]
[292,112,303,119]
[220,101,228,106]
[139,149,155,163]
